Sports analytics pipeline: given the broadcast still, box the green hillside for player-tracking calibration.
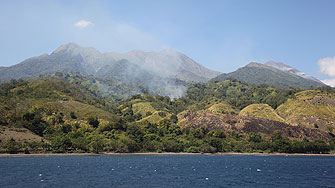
[276,90,335,131]
[0,77,334,154]
[212,63,325,89]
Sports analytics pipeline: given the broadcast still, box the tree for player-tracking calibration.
[158,111,166,117]
[22,112,49,136]
[185,146,201,153]
[200,125,209,136]
[205,137,222,152]
[126,124,144,143]
[145,111,152,117]
[0,106,8,125]
[123,106,134,122]
[192,129,204,139]
[89,135,105,153]
[271,139,291,153]
[4,138,21,154]
[208,130,226,138]
[52,112,64,125]
[170,114,178,124]
[87,116,100,128]
[141,121,158,134]
[271,130,283,142]
[51,135,72,153]
[159,119,171,131]
[162,137,183,152]
[200,144,216,153]
[248,132,262,143]
[61,124,72,133]
[134,113,142,121]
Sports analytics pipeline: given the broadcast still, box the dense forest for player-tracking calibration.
[1,74,335,154]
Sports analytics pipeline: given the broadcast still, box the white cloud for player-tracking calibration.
[318,56,335,77]
[71,20,166,52]
[74,20,93,28]
[321,79,335,87]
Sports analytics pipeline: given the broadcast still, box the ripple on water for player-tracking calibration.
[0,155,335,188]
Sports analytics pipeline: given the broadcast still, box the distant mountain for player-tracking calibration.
[0,43,222,99]
[0,43,220,83]
[212,62,325,89]
[265,60,323,83]
[105,49,220,82]
[0,52,85,81]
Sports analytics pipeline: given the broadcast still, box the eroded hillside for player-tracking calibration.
[0,78,334,154]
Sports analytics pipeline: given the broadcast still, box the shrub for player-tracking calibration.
[158,111,166,117]
[145,111,152,117]
[200,144,216,153]
[70,112,77,119]
[185,146,201,153]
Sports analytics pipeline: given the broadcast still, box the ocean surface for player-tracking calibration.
[1,155,335,188]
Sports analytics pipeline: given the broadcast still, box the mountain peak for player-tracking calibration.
[265,60,295,71]
[264,60,322,83]
[51,43,101,60]
[245,62,266,68]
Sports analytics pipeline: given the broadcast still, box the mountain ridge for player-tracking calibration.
[265,60,322,83]
[0,43,220,83]
[212,62,325,89]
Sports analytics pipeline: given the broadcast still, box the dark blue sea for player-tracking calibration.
[1,155,335,188]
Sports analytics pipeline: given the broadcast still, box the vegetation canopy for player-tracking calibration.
[0,76,334,154]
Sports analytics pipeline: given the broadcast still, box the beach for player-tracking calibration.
[1,152,335,157]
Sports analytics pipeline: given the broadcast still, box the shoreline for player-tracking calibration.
[1,152,335,157]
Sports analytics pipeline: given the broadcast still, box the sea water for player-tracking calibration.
[1,155,335,188]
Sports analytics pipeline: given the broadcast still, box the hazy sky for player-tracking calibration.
[1,0,335,84]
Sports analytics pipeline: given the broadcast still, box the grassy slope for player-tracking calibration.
[276,90,335,130]
[45,100,116,121]
[117,95,174,125]
[132,102,170,124]
[207,102,239,115]
[0,78,116,138]
[132,102,156,117]
[0,127,42,143]
[240,104,286,123]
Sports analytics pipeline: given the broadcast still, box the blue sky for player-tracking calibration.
[1,0,335,84]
